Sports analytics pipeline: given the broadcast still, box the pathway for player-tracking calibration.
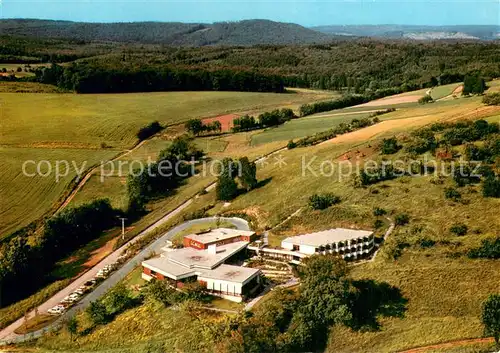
[397,337,495,353]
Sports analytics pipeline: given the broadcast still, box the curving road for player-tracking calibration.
[0,216,249,345]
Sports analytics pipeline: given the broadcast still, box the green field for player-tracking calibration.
[0,89,335,237]
[0,147,117,238]
[251,112,372,145]
[430,83,462,100]
[1,89,337,149]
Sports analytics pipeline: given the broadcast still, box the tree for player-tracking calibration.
[238,157,257,191]
[185,119,204,136]
[86,301,108,326]
[216,158,239,201]
[66,316,78,342]
[481,294,500,347]
[298,255,354,326]
[107,283,133,313]
[463,75,486,95]
[483,176,500,198]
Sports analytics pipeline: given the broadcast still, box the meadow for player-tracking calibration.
[1,89,337,148]
[251,111,372,145]
[0,147,117,238]
[0,88,335,237]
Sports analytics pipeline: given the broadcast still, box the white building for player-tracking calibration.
[281,228,375,260]
[142,229,261,302]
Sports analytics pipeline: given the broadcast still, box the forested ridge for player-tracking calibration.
[1,26,499,94]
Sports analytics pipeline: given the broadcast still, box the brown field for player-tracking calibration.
[202,113,240,132]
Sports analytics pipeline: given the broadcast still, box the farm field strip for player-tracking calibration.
[0,147,118,238]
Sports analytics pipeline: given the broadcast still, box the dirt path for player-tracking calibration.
[397,337,495,353]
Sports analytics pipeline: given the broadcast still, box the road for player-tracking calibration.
[0,216,249,345]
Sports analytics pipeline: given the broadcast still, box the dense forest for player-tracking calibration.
[3,35,496,94]
[0,19,333,46]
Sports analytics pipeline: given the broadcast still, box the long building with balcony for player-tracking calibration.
[250,228,375,263]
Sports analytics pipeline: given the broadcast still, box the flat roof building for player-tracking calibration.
[142,229,261,302]
[183,228,256,249]
[281,228,375,260]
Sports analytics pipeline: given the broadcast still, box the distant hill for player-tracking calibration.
[312,25,500,40]
[0,19,333,46]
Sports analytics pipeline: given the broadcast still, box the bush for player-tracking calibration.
[287,140,297,149]
[308,193,341,210]
[373,207,387,216]
[418,95,434,104]
[468,238,500,259]
[380,137,401,155]
[395,213,410,226]
[482,92,500,106]
[137,121,163,140]
[373,219,384,229]
[86,301,109,326]
[444,187,462,202]
[450,223,468,236]
[417,238,436,249]
[483,175,500,198]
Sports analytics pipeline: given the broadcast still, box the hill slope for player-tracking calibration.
[0,19,333,45]
[312,24,500,40]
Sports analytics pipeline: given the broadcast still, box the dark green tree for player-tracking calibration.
[238,157,257,191]
[481,294,500,348]
[185,119,204,136]
[86,301,108,326]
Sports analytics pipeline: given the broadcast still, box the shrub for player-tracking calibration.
[373,219,384,229]
[418,95,434,104]
[468,238,500,259]
[380,137,401,155]
[417,238,436,249]
[482,92,500,106]
[137,121,163,140]
[86,301,109,326]
[395,213,410,226]
[308,193,341,210]
[450,223,468,236]
[444,187,462,202]
[483,175,500,198]
[373,207,387,216]
[287,140,297,149]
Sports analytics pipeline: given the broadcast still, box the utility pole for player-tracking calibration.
[118,217,127,241]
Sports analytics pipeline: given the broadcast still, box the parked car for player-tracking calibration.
[47,305,65,315]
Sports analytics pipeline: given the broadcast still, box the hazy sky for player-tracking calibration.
[1,0,499,26]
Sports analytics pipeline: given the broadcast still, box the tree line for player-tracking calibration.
[33,63,286,94]
[0,199,118,307]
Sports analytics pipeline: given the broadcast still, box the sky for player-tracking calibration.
[1,0,499,26]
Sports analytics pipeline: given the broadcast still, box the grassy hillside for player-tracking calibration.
[24,84,500,353]
[0,88,335,237]
[0,147,117,238]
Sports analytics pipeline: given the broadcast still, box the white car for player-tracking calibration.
[47,305,66,315]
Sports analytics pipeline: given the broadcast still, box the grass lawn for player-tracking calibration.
[0,81,62,93]
[430,83,463,100]
[251,112,371,145]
